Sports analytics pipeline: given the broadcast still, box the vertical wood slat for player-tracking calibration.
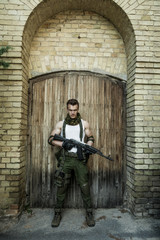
[28,72,125,208]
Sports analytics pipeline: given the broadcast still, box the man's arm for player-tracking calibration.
[49,121,75,151]
[84,121,94,146]
[50,121,63,147]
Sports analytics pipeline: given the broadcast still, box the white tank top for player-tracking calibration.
[61,120,85,153]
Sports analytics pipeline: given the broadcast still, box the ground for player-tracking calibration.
[0,208,160,240]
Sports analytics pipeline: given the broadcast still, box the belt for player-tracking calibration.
[64,152,78,158]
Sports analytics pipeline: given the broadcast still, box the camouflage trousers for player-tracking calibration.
[55,153,92,209]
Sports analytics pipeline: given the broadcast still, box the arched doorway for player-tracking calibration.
[27,71,126,207]
[22,0,136,211]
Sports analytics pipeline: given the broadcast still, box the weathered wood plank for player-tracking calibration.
[28,72,126,208]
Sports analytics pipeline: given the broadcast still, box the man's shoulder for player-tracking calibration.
[56,120,63,128]
[82,119,89,128]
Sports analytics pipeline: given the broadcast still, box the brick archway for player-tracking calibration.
[22,0,135,214]
[1,0,160,218]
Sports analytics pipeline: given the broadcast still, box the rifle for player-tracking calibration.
[53,134,113,161]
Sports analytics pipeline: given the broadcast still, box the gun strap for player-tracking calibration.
[62,120,83,141]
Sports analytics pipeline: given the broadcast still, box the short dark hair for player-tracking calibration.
[67,99,79,108]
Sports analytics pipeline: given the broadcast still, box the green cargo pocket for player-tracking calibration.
[54,169,65,187]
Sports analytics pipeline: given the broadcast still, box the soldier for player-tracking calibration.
[48,99,95,227]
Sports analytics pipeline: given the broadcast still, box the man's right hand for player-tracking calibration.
[62,140,75,151]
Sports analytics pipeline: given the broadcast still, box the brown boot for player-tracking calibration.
[86,209,95,227]
[51,209,61,227]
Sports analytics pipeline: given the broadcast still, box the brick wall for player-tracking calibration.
[125,0,160,217]
[29,10,127,79]
[0,0,160,218]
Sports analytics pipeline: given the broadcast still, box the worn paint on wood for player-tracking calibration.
[27,71,126,208]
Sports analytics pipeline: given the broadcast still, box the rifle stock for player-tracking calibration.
[53,134,114,161]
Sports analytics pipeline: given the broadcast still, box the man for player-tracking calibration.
[48,99,95,227]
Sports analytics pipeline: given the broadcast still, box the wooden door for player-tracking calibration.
[27,71,126,208]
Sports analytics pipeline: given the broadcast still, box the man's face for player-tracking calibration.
[67,104,79,119]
